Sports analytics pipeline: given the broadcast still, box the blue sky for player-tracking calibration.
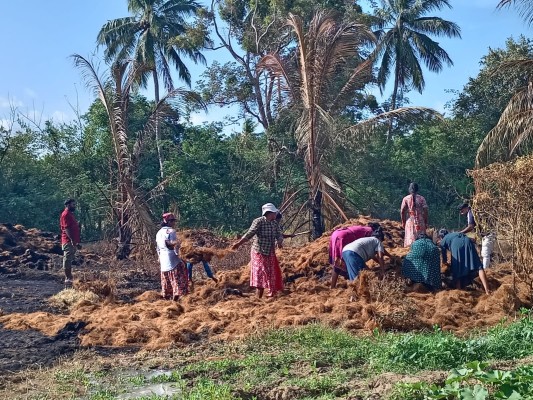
[0,0,530,131]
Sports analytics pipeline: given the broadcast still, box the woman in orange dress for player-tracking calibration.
[401,183,428,247]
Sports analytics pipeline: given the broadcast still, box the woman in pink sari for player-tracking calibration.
[401,183,428,247]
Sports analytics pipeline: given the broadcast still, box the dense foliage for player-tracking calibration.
[1,0,528,240]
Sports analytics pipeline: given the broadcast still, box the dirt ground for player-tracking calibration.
[0,219,530,378]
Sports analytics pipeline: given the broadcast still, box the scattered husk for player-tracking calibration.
[48,289,101,311]
[0,218,529,350]
[178,229,232,263]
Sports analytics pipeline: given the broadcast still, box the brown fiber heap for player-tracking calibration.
[0,218,529,349]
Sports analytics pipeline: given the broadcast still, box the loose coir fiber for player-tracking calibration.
[0,218,529,350]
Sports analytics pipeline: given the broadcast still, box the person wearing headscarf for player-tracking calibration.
[329,223,381,288]
[232,203,284,298]
[340,229,386,281]
[438,229,489,294]
[401,183,428,247]
[156,213,189,300]
[402,232,441,291]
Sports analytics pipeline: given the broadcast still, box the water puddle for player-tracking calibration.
[117,382,181,399]
[114,369,182,399]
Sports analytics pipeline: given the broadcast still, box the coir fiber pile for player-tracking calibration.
[0,218,529,349]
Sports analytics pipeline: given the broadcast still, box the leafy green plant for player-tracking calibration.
[395,361,533,399]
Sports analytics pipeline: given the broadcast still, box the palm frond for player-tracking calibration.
[412,0,453,15]
[159,0,200,17]
[70,54,112,119]
[132,87,205,166]
[340,106,443,140]
[492,59,533,75]
[331,57,375,111]
[410,17,461,38]
[315,22,376,103]
[257,53,296,102]
[410,30,453,72]
[476,82,533,167]
[158,47,175,91]
[396,38,425,91]
[497,0,533,25]
[97,17,140,62]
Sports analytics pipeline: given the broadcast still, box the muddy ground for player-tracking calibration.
[0,224,152,376]
[0,262,155,377]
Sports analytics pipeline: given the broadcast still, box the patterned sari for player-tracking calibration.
[161,261,189,299]
[250,250,283,294]
[401,194,428,247]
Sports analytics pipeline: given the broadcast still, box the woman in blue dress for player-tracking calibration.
[438,229,489,294]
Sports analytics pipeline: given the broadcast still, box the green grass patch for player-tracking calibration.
[15,312,533,400]
[392,361,533,399]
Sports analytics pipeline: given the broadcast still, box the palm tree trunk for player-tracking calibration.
[153,70,164,180]
[311,190,324,240]
[387,64,400,143]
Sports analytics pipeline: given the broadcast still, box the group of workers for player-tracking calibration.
[59,183,495,300]
[330,183,494,294]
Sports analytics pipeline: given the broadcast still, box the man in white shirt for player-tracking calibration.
[341,230,385,281]
[156,212,189,300]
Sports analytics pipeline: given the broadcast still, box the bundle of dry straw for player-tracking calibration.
[469,155,533,291]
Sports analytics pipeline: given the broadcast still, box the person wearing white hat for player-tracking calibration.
[232,203,284,298]
[156,212,189,300]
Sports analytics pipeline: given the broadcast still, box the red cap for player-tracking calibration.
[162,212,177,222]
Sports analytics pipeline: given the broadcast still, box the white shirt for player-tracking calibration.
[342,237,384,262]
[156,226,181,272]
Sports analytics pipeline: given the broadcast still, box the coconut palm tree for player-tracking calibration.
[373,0,461,141]
[72,54,202,258]
[476,79,533,167]
[475,2,533,166]
[498,0,533,25]
[97,0,206,180]
[259,11,440,238]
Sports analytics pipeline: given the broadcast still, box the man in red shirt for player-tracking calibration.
[60,198,81,285]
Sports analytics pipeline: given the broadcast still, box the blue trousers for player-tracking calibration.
[341,250,365,281]
[186,261,214,280]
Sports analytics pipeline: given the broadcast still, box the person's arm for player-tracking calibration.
[165,230,179,250]
[275,223,284,249]
[376,251,385,276]
[62,214,78,245]
[64,227,75,245]
[460,224,475,234]
[232,219,259,250]
[400,199,407,228]
[460,210,475,234]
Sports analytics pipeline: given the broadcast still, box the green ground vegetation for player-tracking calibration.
[6,311,533,400]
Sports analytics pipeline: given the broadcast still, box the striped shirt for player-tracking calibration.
[242,216,283,255]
